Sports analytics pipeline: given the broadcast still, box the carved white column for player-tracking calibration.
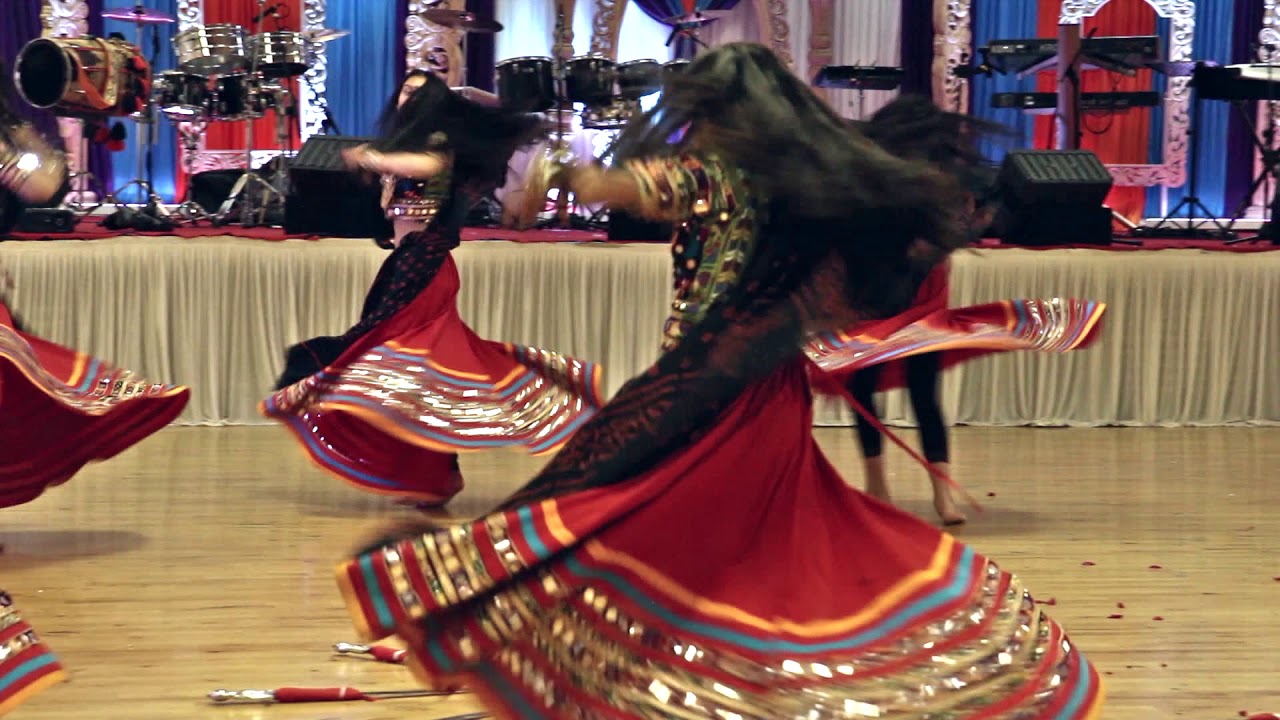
[933,0,970,114]
[752,0,793,68]
[300,0,327,140]
[589,0,626,60]
[407,0,465,86]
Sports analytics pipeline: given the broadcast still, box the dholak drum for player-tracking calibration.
[173,23,247,74]
[0,123,68,206]
[14,36,151,117]
[152,71,211,119]
[617,59,662,100]
[247,32,309,78]
[209,74,264,120]
[565,55,615,106]
[495,56,555,112]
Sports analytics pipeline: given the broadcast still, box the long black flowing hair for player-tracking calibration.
[612,43,970,318]
[373,71,547,191]
[855,93,1013,207]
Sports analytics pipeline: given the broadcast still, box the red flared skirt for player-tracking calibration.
[0,305,190,508]
[0,591,65,716]
[262,254,604,505]
[336,299,1109,719]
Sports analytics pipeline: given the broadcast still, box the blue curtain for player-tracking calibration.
[968,0,1041,163]
[104,0,181,202]
[325,0,401,138]
[1145,1,1236,218]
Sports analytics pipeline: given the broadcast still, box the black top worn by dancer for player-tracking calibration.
[274,71,545,388]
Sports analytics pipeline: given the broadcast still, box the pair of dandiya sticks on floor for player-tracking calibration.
[2,277,1110,718]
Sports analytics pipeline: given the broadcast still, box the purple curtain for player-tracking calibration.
[0,0,60,143]
[394,0,410,83]
[466,0,496,92]
[1224,0,1265,214]
[900,0,934,98]
[631,0,741,59]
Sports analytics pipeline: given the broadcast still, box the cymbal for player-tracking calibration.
[103,5,177,24]
[422,9,504,33]
[662,10,731,28]
[301,28,351,43]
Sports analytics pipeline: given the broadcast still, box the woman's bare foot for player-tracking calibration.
[862,456,892,502]
[929,462,967,526]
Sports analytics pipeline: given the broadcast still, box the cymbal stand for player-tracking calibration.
[111,16,168,214]
[213,0,283,226]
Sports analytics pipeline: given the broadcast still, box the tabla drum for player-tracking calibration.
[247,32,309,78]
[173,23,247,74]
[616,59,662,100]
[14,36,151,117]
[152,71,211,119]
[209,73,264,120]
[565,55,615,106]
[495,56,555,112]
[0,122,68,206]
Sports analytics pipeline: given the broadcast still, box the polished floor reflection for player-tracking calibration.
[4,425,1277,719]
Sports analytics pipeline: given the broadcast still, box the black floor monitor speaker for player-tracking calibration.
[607,209,671,242]
[285,135,392,239]
[992,150,1115,246]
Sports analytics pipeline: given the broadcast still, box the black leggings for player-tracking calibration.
[846,352,949,464]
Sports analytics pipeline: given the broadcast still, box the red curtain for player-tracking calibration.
[1034,1,1156,224]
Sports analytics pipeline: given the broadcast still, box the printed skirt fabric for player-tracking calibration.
[0,591,65,716]
[336,342,1106,717]
[0,304,190,508]
[807,298,1107,394]
[262,255,604,504]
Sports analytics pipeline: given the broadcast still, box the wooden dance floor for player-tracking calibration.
[4,425,1278,718]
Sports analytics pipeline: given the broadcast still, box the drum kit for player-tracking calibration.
[11,2,348,226]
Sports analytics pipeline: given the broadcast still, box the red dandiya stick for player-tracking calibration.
[334,641,408,664]
[207,686,468,703]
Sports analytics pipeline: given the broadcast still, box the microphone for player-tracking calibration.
[252,4,280,23]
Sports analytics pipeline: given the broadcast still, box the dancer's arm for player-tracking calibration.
[342,145,447,179]
[564,152,740,223]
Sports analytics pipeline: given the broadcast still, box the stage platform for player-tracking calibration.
[0,232,1276,427]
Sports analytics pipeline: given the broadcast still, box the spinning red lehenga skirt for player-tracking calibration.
[0,591,65,716]
[262,165,604,506]
[0,303,190,507]
[333,151,1107,718]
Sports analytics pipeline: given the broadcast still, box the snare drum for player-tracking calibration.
[495,56,555,112]
[173,23,247,74]
[617,59,661,100]
[662,59,691,84]
[14,36,151,117]
[565,55,615,106]
[209,73,264,120]
[152,71,211,119]
[247,32,309,78]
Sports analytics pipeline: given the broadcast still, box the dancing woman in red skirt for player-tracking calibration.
[263,71,604,506]
[815,95,1013,526]
[335,44,1105,718]
[0,87,190,505]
